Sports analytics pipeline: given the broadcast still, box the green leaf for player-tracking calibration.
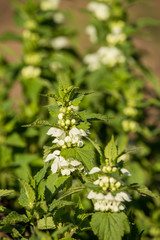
[18,179,35,208]
[34,165,49,185]
[41,93,62,104]
[129,183,159,199]
[1,211,28,225]
[58,186,85,200]
[91,212,130,240]
[45,174,70,201]
[49,200,75,211]
[4,133,26,148]
[79,111,110,122]
[85,136,102,157]
[61,145,95,170]
[37,216,56,230]
[0,189,15,197]
[77,121,91,131]
[22,119,58,128]
[0,206,11,213]
[104,135,118,163]
[52,224,73,238]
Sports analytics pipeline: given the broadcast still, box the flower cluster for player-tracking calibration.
[88,190,131,212]
[106,21,126,45]
[40,0,60,11]
[45,102,87,175]
[87,2,110,21]
[87,159,131,212]
[84,46,125,71]
[47,126,87,148]
[45,150,83,175]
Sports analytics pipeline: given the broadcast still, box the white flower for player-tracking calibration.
[106,33,126,45]
[47,127,64,137]
[89,167,101,174]
[115,192,132,202]
[121,168,132,176]
[69,127,87,147]
[84,53,100,72]
[97,46,125,67]
[58,113,64,120]
[51,37,70,50]
[51,156,84,175]
[87,2,110,20]
[86,25,97,43]
[40,0,60,11]
[87,190,131,212]
[53,12,65,24]
[21,66,41,79]
[45,150,60,162]
[47,127,66,147]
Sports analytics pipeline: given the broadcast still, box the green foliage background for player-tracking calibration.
[0,0,160,239]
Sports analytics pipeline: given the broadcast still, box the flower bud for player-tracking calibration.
[67,106,71,112]
[115,181,121,188]
[58,113,64,120]
[65,119,71,126]
[71,119,76,125]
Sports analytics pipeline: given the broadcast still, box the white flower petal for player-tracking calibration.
[45,153,55,162]
[51,161,58,174]
[121,168,132,176]
[70,160,81,167]
[89,167,101,174]
[87,190,96,199]
[47,127,64,137]
[61,168,71,175]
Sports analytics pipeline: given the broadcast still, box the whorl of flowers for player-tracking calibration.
[84,46,125,71]
[87,155,132,212]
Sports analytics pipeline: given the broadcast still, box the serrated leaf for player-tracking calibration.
[129,183,159,198]
[61,145,95,170]
[37,216,56,230]
[41,93,62,104]
[0,206,11,213]
[104,135,118,163]
[49,200,75,211]
[1,211,28,225]
[77,121,91,131]
[22,119,57,128]
[0,189,15,197]
[34,165,49,185]
[79,111,110,122]
[71,91,94,106]
[18,179,35,208]
[91,212,130,240]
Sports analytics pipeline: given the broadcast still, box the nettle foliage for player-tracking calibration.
[0,85,159,240]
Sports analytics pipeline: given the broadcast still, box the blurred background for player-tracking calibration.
[0,0,160,78]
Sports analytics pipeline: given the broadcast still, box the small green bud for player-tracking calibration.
[67,106,71,111]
